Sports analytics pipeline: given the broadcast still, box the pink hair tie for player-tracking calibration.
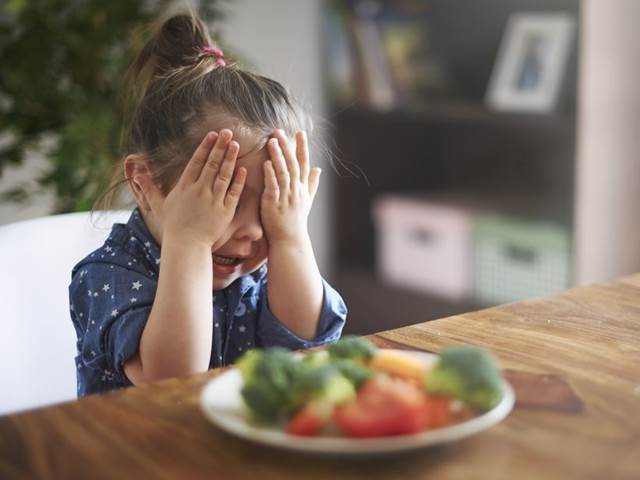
[202,46,226,67]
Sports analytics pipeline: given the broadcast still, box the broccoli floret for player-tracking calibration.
[235,349,262,383]
[290,363,356,418]
[237,348,304,423]
[425,345,503,412]
[301,350,330,369]
[332,359,375,388]
[328,335,378,363]
[292,364,355,405]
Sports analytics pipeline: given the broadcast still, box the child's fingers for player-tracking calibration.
[213,140,240,196]
[199,129,233,186]
[275,130,300,190]
[262,160,280,203]
[179,131,217,185]
[268,138,290,194]
[308,167,322,202]
[134,174,164,213]
[296,130,310,182]
[224,167,247,208]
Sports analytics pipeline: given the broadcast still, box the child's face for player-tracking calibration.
[208,130,270,291]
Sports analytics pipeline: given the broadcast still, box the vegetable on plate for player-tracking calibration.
[235,336,504,438]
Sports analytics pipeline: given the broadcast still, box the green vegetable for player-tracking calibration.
[425,345,503,412]
[327,335,378,363]
[236,347,358,424]
[236,349,262,383]
[301,351,330,369]
[237,348,304,423]
[332,359,375,388]
[291,364,356,416]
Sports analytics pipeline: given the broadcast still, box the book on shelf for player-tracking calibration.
[325,0,449,110]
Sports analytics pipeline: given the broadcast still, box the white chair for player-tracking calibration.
[0,210,131,415]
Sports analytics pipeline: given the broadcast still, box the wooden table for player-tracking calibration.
[2,275,639,479]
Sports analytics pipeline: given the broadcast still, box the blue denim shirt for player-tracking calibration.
[69,209,347,397]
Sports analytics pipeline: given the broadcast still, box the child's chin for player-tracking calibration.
[212,277,235,291]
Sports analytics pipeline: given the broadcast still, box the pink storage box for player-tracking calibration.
[372,195,473,299]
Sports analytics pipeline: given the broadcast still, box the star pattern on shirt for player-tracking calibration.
[132,281,142,290]
[102,284,110,292]
[111,309,119,318]
[105,246,113,253]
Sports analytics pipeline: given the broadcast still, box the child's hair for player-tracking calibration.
[96,10,313,209]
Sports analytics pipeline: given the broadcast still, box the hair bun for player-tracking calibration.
[140,13,214,77]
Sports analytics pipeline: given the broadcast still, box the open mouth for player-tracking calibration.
[212,255,243,267]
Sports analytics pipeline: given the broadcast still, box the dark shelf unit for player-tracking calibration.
[336,268,479,336]
[325,0,580,336]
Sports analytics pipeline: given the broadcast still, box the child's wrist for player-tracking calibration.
[268,232,312,252]
[162,231,212,253]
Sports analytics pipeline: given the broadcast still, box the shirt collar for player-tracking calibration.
[126,208,161,262]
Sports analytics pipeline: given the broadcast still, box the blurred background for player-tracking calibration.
[1,0,640,336]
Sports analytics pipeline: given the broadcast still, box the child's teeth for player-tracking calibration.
[214,255,237,265]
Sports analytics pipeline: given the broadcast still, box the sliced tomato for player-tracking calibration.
[286,404,327,436]
[333,376,431,437]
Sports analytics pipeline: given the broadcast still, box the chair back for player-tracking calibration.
[0,210,131,415]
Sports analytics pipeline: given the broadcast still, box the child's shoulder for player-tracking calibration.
[70,209,160,280]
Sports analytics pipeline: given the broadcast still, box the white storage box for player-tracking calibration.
[372,195,473,299]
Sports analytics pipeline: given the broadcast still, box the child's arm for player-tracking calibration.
[124,130,247,383]
[260,130,324,340]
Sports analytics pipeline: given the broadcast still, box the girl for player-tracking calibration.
[68,13,347,396]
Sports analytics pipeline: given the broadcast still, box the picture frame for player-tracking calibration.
[486,12,576,113]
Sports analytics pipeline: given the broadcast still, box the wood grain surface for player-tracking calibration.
[1,275,639,480]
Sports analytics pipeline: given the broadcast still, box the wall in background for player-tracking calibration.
[0,0,333,275]
[575,0,640,284]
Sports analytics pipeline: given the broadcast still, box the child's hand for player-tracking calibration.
[261,130,322,245]
[135,129,247,247]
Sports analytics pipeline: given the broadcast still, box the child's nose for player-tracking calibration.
[232,217,264,243]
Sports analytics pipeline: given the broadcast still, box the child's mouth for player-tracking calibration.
[212,254,243,275]
[213,255,241,266]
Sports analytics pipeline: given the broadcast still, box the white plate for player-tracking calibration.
[200,350,515,455]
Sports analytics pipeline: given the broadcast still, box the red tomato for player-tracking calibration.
[425,395,451,428]
[333,376,431,437]
[286,405,327,436]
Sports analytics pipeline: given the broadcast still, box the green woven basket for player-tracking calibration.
[473,215,571,305]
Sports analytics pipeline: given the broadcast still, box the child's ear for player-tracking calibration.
[124,154,154,211]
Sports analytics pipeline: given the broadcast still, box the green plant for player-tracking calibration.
[0,0,224,212]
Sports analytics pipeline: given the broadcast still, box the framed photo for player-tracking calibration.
[486,12,576,113]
